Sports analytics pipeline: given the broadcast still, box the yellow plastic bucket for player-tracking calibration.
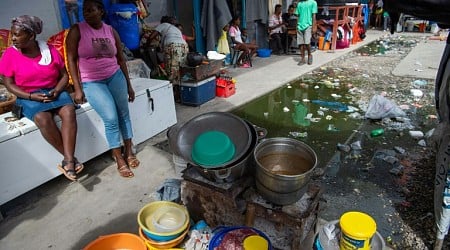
[339,211,376,250]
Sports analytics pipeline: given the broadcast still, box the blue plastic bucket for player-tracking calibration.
[108,4,139,50]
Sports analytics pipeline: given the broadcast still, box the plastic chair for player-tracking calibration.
[230,45,252,68]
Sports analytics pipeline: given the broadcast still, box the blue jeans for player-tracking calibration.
[83,70,133,149]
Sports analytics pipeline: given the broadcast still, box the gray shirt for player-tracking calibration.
[155,23,186,48]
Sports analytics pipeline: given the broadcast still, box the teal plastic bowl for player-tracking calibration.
[191,131,236,167]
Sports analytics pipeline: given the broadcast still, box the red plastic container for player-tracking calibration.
[216,78,235,98]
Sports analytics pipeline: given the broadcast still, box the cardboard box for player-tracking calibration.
[180,76,216,106]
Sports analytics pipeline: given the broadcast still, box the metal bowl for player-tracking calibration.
[176,112,252,169]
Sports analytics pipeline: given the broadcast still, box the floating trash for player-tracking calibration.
[327,124,339,132]
[412,79,427,87]
[289,131,308,138]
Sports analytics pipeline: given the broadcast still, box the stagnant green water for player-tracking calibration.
[232,37,420,168]
[232,71,364,168]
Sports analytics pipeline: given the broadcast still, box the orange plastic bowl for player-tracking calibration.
[138,225,189,249]
[83,233,146,250]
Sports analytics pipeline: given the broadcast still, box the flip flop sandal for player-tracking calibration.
[126,156,140,169]
[117,165,134,178]
[57,161,77,181]
[74,158,84,174]
[307,55,313,65]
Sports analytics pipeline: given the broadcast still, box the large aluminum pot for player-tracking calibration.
[255,178,307,205]
[175,112,252,169]
[193,120,266,182]
[254,137,317,193]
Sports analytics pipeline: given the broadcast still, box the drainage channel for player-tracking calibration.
[231,67,363,170]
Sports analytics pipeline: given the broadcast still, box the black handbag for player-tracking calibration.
[11,103,23,119]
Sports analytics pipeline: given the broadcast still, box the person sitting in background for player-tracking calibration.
[175,23,195,51]
[66,0,139,178]
[175,23,195,42]
[229,16,258,68]
[0,15,82,181]
[241,28,250,43]
[282,4,297,28]
[269,4,286,55]
[147,16,188,84]
[282,4,297,53]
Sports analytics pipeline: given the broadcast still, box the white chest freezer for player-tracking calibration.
[0,78,177,206]
[129,78,177,145]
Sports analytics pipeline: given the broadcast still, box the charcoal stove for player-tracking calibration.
[181,165,323,250]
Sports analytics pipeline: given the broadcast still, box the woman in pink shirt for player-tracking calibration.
[0,15,81,181]
[66,0,139,178]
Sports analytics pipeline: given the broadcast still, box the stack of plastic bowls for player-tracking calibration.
[137,201,190,249]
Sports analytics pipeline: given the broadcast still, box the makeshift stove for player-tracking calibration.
[181,166,323,250]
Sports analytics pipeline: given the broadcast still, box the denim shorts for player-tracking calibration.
[15,88,74,121]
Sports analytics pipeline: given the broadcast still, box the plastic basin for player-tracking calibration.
[151,206,187,233]
[257,49,271,58]
[83,233,146,250]
[138,226,189,249]
[137,201,190,242]
[208,226,272,250]
[192,131,236,166]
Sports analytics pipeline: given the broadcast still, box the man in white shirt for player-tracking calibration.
[269,4,286,55]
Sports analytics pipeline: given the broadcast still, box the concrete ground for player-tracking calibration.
[0,30,446,250]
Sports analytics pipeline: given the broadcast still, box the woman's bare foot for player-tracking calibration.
[114,156,134,178]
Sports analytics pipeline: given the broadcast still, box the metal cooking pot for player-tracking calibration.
[193,120,266,182]
[255,178,307,205]
[253,137,318,194]
[186,52,203,67]
[175,112,252,169]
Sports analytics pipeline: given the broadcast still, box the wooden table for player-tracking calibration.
[318,5,363,51]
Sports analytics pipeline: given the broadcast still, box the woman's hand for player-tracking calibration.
[73,89,85,104]
[42,89,61,102]
[128,86,135,102]
[32,93,52,103]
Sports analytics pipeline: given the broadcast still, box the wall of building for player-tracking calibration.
[0,0,170,41]
[0,0,62,40]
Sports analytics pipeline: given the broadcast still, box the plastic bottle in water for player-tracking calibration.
[370,128,384,137]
